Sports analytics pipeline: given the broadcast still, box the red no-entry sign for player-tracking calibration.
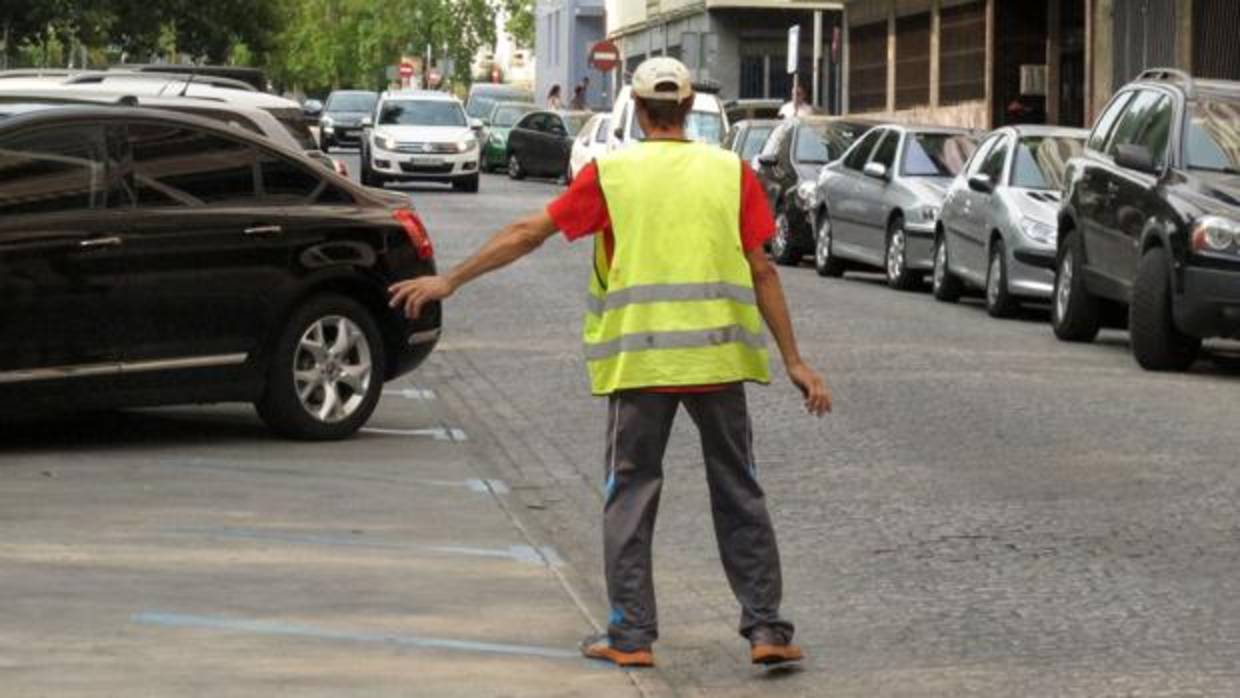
[589,40,620,72]
[398,62,414,79]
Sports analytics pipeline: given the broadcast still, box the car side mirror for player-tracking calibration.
[863,162,888,180]
[470,118,484,131]
[967,173,994,193]
[1114,143,1159,175]
[756,153,778,168]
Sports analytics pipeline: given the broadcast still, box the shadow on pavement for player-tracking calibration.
[0,408,272,454]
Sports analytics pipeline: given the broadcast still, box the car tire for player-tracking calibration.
[453,173,481,193]
[932,233,963,303]
[885,215,918,290]
[1051,231,1101,342]
[770,206,801,266]
[507,153,525,180]
[1130,246,1201,371]
[256,294,387,441]
[985,239,1019,318]
[814,208,846,278]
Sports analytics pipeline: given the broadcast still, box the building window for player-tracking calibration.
[895,12,930,109]
[939,1,985,105]
[849,21,888,112]
[740,56,765,99]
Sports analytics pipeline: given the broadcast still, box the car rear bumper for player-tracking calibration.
[1009,245,1056,299]
[905,223,936,271]
[1175,265,1240,339]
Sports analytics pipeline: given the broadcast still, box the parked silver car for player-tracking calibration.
[814,124,977,288]
[934,125,1088,315]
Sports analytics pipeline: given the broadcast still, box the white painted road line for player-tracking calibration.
[382,387,437,400]
[132,611,580,660]
[166,527,562,567]
[361,426,468,441]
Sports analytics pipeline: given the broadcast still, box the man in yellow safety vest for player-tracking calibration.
[389,56,832,669]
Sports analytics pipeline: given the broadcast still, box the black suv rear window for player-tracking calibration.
[1184,98,1240,174]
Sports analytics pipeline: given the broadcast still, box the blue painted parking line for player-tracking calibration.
[165,527,562,567]
[132,611,580,660]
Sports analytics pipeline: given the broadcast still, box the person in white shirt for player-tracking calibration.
[778,82,813,119]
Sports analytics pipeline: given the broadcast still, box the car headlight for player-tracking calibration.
[1020,218,1058,245]
[489,132,506,146]
[794,181,818,210]
[375,133,397,151]
[1191,215,1240,255]
[320,116,335,130]
[913,204,940,223]
[457,137,479,153]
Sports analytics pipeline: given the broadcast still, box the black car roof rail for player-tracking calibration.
[1136,67,1195,96]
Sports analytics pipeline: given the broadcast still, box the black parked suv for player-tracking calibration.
[0,104,441,438]
[1054,69,1240,370]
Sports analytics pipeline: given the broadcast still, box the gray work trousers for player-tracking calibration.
[602,383,794,651]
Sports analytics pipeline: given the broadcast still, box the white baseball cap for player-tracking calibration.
[631,57,693,101]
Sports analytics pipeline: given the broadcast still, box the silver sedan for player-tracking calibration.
[814,124,977,289]
[933,125,1087,316]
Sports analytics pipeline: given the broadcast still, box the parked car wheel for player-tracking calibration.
[1051,231,1101,342]
[814,209,846,278]
[1130,246,1201,371]
[932,233,963,302]
[985,240,1019,318]
[453,173,481,193]
[885,216,918,290]
[256,294,387,441]
[507,153,525,180]
[770,207,800,266]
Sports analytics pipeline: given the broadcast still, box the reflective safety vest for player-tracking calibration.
[584,141,771,395]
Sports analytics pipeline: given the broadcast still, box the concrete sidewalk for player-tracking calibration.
[0,376,653,696]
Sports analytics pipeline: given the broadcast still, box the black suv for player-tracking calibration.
[1054,69,1240,370]
[0,104,441,438]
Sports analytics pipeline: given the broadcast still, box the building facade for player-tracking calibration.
[535,0,610,110]
[839,0,1240,131]
[605,0,846,111]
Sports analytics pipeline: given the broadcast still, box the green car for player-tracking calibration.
[481,101,538,172]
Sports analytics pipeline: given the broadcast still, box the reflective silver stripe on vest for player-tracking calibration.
[583,324,767,362]
[585,282,756,316]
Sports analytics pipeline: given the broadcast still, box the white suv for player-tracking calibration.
[361,90,482,192]
[605,84,729,153]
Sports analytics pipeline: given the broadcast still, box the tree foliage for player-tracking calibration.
[503,0,533,49]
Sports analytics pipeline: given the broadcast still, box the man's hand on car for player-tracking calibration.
[389,276,454,319]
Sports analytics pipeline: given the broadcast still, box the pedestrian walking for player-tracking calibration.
[389,56,832,670]
[547,83,563,110]
[570,84,587,110]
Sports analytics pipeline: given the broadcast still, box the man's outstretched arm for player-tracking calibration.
[389,210,559,319]
[745,246,833,416]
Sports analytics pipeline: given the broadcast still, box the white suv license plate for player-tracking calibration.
[410,156,445,166]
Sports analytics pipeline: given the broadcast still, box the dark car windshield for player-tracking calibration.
[380,100,466,127]
[903,132,976,177]
[740,125,774,160]
[1011,135,1084,190]
[326,93,376,113]
[467,89,533,118]
[1184,98,1240,174]
[491,105,534,127]
[795,122,868,164]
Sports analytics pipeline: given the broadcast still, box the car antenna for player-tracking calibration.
[177,70,197,97]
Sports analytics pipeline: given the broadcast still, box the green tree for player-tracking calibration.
[503,0,533,48]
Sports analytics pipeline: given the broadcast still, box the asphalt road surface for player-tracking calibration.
[5,151,1240,697]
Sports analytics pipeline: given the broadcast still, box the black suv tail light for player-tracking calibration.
[392,208,434,259]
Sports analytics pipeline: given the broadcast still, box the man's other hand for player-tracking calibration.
[787,361,832,416]
[389,276,454,319]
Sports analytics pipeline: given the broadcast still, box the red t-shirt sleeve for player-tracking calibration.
[546,162,610,241]
[739,163,775,252]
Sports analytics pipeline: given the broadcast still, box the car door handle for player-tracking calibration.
[244,225,283,237]
[79,235,123,248]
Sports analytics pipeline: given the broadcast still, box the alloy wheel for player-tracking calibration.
[987,252,1003,308]
[772,213,790,258]
[887,227,906,281]
[507,155,521,178]
[1055,249,1073,325]
[293,315,373,424]
[815,215,832,269]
